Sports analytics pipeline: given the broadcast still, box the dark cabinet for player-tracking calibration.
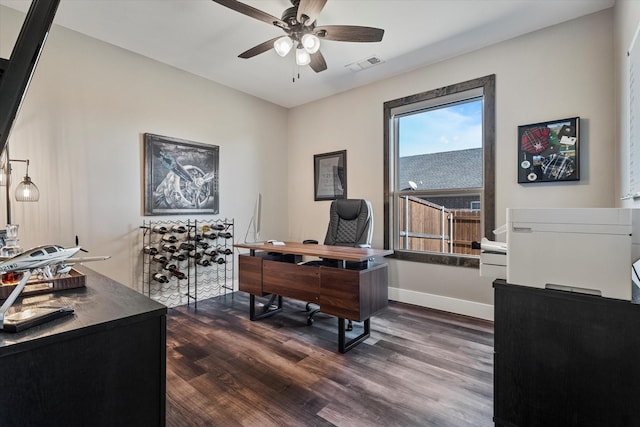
[494,280,640,427]
[0,267,167,427]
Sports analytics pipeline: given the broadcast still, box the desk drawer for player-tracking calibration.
[263,260,320,303]
[238,254,265,295]
[320,263,388,321]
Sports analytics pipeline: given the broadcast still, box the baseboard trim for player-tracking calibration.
[388,287,494,321]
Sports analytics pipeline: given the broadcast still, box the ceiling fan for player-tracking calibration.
[211,0,385,73]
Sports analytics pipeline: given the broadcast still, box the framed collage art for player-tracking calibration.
[517,117,579,184]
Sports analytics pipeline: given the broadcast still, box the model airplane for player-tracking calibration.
[0,244,109,278]
[0,244,110,332]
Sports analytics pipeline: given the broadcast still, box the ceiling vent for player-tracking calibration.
[346,55,384,72]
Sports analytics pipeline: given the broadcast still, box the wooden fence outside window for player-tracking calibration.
[399,196,480,256]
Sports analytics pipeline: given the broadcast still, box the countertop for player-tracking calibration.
[0,266,167,356]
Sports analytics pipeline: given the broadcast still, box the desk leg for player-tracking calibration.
[338,318,370,353]
[249,294,283,321]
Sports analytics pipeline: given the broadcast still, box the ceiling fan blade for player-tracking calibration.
[212,0,287,29]
[238,36,281,59]
[309,51,327,73]
[297,0,327,26]
[315,25,384,42]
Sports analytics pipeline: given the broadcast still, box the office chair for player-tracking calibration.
[304,198,374,327]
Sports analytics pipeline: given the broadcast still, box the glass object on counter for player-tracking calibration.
[1,224,24,285]
[1,224,22,257]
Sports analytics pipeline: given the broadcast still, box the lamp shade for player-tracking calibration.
[274,36,293,57]
[15,175,39,202]
[301,34,320,54]
[296,47,311,66]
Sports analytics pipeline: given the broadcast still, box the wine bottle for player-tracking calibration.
[203,248,217,256]
[216,246,233,255]
[212,257,226,264]
[170,252,187,261]
[179,242,196,251]
[163,263,178,271]
[196,257,211,266]
[188,250,203,259]
[151,225,168,234]
[188,232,204,241]
[211,224,226,231]
[161,244,178,253]
[171,270,187,280]
[202,231,218,240]
[152,254,168,264]
[218,232,233,239]
[171,225,187,233]
[143,245,158,255]
[153,273,169,283]
[195,241,210,249]
[161,234,178,243]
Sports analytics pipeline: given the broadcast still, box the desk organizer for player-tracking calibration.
[0,268,86,299]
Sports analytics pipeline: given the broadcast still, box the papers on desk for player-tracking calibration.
[267,240,285,246]
[479,237,507,253]
[479,237,507,279]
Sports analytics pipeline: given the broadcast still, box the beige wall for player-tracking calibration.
[0,6,289,289]
[288,10,615,319]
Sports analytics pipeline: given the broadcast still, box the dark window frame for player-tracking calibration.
[383,75,495,267]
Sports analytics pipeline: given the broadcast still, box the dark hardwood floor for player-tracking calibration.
[166,292,494,427]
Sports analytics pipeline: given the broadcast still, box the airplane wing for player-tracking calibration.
[41,255,111,278]
[0,251,110,263]
[65,256,111,264]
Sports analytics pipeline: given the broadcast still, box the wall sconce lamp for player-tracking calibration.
[0,159,40,201]
[0,157,40,224]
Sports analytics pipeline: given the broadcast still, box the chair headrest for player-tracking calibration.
[335,199,366,220]
[324,198,373,247]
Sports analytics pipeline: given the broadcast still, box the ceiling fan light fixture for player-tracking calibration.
[296,47,311,66]
[301,33,320,54]
[211,0,385,74]
[274,36,293,57]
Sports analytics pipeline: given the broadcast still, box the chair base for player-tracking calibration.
[305,302,352,331]
[249,294,283,320]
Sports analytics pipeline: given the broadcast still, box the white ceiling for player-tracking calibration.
[1,0,614,108]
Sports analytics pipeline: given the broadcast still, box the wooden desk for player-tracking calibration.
[235,242,392,353]
[0,267,167,427]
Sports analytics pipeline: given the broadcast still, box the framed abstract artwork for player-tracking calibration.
[517,117,580,183]
[144,133,219,215]
[314,150,347,201]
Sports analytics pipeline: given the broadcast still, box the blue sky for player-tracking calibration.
[399,99,483,157]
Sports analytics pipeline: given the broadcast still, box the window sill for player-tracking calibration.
[388,250,479,268]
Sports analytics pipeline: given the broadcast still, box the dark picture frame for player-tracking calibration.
[314,150,347,201]
[144,133,219,215]
[518,117,580,183]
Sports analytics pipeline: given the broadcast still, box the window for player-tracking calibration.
[383,75,495,266]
